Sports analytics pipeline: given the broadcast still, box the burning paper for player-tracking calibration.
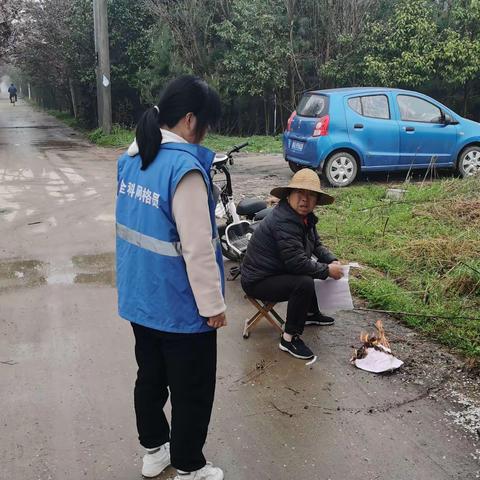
[351,320,403,373]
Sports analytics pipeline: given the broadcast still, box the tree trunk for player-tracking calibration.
[273,91,277,136]
[463,81,469,118]
[264,95,269,135]
[69,78,78,119]
[279,96,285,132]
[290,65,296,110]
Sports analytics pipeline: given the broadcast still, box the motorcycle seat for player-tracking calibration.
[236,198,268,217]
[212,154,228,167]
[253,207,272,221]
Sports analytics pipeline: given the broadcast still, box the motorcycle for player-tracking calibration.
[211,142,271,265]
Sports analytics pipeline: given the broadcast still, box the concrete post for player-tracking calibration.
[93,0,112,134]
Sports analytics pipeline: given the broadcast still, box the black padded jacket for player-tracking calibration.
[240,199,337,287]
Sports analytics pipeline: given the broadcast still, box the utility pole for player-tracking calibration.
[93,0,112,134]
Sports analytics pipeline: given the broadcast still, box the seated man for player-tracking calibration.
[241,168,343,360]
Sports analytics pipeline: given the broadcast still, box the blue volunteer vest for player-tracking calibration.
[115,143,225,333]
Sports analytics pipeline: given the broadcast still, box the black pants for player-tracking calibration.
[131,323,217,472]
[242,275,319,335]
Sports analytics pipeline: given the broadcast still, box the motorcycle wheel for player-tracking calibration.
[288,161,304,173]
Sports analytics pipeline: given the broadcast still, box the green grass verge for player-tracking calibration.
[46,109,85,130]
[87,128,283,153]
[203,134,283,154]
[87,126,135,147]
[43,110,283,153]
[316,177,480,358]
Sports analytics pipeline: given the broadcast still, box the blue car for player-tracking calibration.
[283,87,480,187]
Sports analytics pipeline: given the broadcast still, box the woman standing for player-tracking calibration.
[116,76,226,480]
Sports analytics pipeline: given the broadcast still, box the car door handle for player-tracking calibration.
[354,123,364,129]
[404,126,415,132]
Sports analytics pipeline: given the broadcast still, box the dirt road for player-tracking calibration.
[1,98,479,480]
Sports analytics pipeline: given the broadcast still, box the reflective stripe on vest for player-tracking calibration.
[117,222,220,257]
[117,223,182,257]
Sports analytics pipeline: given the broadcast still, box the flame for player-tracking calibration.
[352,320,393,362]
[375,320,390,350]
[360,331,370,343]
[359,320,390,349]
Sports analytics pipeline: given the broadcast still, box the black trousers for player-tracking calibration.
[242,275,319,335]
[131,323,217,472]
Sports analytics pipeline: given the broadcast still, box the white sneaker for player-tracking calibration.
[142,443,170,478]
[174,462,224,480]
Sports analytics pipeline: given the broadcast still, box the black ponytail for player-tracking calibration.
[136,107,163,170]
[136,75,221,170]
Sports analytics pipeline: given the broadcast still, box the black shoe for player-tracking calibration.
[305,312,335,326]
[279,335,314,360]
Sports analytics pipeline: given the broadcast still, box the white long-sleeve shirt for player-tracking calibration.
[127,131,226,317]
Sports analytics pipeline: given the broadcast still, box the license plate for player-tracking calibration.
[290,140,304,152]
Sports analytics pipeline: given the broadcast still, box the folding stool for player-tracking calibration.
[243,296,285,339]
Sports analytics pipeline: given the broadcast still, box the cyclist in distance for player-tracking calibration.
[8,83,17,104]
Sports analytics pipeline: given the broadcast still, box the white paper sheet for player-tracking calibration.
[354,347,404,373]
[314,265,354,314]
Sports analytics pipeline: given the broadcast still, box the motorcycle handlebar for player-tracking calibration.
[227,142,249,156]
[236,142,249,150]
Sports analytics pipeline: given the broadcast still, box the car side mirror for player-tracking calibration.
[442,112,459,126]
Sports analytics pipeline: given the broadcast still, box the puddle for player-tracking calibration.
[72,252,114,270]
[0,125,61,130]
[32,140,87,150]
[75,271,115,287]
[0,253,115,292]
[73,252,116,287]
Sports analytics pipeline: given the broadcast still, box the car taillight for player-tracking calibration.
[312,115,330,136]
[287,110,296,131]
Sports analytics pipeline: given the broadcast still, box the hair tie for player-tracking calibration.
[153,105,159,114]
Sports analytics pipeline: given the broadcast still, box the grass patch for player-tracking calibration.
[87,126,135,147]
[203,134,283,154]
[317,176,480,358]
[44,109,283,153]
[46,109,85,130]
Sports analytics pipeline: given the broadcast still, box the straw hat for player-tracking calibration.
[270,168,334,205]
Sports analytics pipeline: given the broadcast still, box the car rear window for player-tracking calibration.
[297,94,329,117]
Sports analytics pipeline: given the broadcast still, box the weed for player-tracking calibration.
[317,176,480,357]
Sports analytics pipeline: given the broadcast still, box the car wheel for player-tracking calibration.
[457,146,480,177]
[323,152,358,187]
[288,160,304,173]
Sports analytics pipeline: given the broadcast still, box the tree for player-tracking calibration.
[215,0,288,97]
[14,0,157,126]
[361,0,441,87]
[438,0,480,115]
[107,0,156,124]
[145,0,218,78]
[13,0,82,111]
[215,0,289,133]
[8,0,480,131]
[0,0,22,60]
